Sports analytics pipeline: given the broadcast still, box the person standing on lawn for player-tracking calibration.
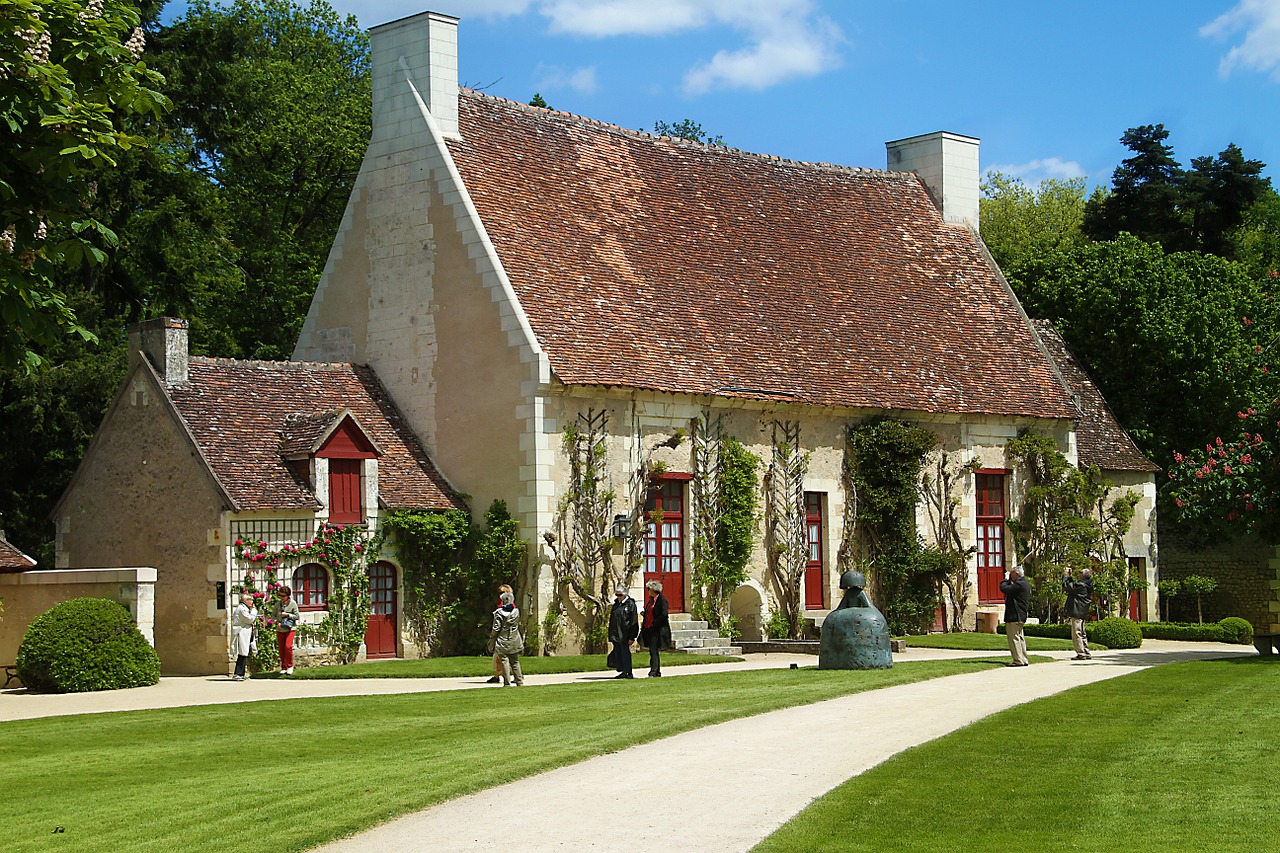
[274,585,301,675]
[486,583,514,684]
[230,593,258,681]
[1063,567,1094,660]
[608,585,639,679]
[1000,567,1031,667]
[641,580,671,677]
[489,591,525,687]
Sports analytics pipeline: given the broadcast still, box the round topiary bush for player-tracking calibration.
[1217,616,1254,645]
[16,598,160,693]
[1086,617,1142,650]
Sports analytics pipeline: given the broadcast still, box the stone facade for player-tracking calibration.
[1159,529,1278,632]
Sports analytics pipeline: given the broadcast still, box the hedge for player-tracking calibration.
[1003,618,1254,646]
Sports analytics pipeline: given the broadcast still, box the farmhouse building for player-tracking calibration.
[292,10,1159,648]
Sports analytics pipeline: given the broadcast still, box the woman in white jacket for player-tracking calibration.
[230,593,258,681]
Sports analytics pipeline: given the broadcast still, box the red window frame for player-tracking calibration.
[293,563,329,611]
[644,475,687,611]
[327,458,363,524]
[975,471,1008,605]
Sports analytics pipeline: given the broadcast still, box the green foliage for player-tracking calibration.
[0,0,169,371]
[1157,578,1180,621]
[653,118,723,145]
[1180,574,1219,624]
[16,597,160,693]
[763,607,792,640]
[1137,621,1224,642]
[979,171,1087,270]
[691,434,760,628]
[1087,616,1142,649]
[528,92,549,108]
[842,419,940,635]
[1217,616,1254,645]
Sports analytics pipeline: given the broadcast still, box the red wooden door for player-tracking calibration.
[804,492,824,609]
[644,478,685,612]
[364,561,397,658]
[975,473,1007,603]
[328,458,362,524]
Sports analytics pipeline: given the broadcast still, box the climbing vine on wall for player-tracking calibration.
[689,412,760,633]
[920,452,979,632]
[763,420,809,639]
[233,521,383,666]
[842,419,941,636]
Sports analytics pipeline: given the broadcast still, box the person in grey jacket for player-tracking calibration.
[1063,567,1094,660]
[608,585,639,679]
[1000,568,1031,667]
[489,591,524,686]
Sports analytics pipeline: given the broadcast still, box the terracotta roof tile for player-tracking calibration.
[1031,320,1158,473]
[0,531,36,571]
[166,360,462,513]
[447,91,1077,420]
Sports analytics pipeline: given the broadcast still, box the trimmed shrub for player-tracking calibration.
[1217,617,1254,645]
[1087,617,1142,649]
[1137,621,1225,642]
[1003,623,1071,639]
[16,598,160,693]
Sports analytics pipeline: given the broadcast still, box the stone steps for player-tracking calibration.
[667,614,741,656]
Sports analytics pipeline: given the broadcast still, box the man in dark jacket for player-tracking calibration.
[641,580,671,677]
[608,585,639,678]
[1063,567,1094,660]
[1000,567,1031,667]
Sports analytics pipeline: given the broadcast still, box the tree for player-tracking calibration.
[0,0,168,370]
[528,92,549,109]
[1183,143,1269,258]
[1181,574,1218,624]
[151,0,371,358]
[1157,578,1180,621]
[1009,235,1274,466]
[653,118,723,146]
[979,171,1087,271]
[1082,124,1184,249]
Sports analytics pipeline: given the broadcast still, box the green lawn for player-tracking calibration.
[0,658,1007,852]
[754,658,1278,852]
[265,651,740,679]
[901,632,1087,652]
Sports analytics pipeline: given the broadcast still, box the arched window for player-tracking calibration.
[293,563,329,611]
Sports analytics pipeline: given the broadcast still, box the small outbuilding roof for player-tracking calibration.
[0,530,37,572]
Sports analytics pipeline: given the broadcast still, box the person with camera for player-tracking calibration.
[1000,567,1031,667]
[274,585,302,675]
[1063,567,1094,660]
[230,592,258,681]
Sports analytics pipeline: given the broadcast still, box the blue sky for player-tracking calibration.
[176,1,1280,188]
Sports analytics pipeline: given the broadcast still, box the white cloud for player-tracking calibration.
[521,0,844,93]
[988,157,1086,185]
[533,62,599,94]
[1201,0,1280,81]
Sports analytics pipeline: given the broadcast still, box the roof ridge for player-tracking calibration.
[190,356,364,370]
[458,87,917,182]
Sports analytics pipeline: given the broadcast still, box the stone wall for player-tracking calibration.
[0,568,156,664]
[1158,529,1278,632]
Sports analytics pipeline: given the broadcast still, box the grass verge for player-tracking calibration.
[0,658,1007,852]
[753,658,1278,852]
[263,652,740,680]
[901,632,1092,652]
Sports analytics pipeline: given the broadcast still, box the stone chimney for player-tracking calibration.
[885,132,980,231]
[128,317,189,384]
[370,10,459,140]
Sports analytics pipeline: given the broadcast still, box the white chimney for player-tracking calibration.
[128,317,189,384]
[370,11,460,140]
[885,132,980,231]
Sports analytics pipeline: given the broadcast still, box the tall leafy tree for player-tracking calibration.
[1082,124,1184,249]
[1183,143,1269,258]
[152,0,371,357]
[0,0,168,370]
[979,171,1087,271]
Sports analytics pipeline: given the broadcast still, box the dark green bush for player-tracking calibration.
[1217,617,1254,645]
[1087,617,1142,649]
[16,598,160,693]
[1137,621,1225,642]
[1003,622,1071,639]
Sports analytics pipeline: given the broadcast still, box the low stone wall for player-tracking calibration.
[0,568,157,663]
[1158,530,1277,631]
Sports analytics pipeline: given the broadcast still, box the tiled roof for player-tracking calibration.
[446,91,1076,420]
[0,531,36,571]
[165,359,462,512]
[279,410,346,457]
[1031,320,1159,473]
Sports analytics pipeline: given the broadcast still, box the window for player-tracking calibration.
[644,476,687,611]
[294,563,329,611]
[328,458,362,524]
[975,472,1007,604]
[804,492,824,609]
